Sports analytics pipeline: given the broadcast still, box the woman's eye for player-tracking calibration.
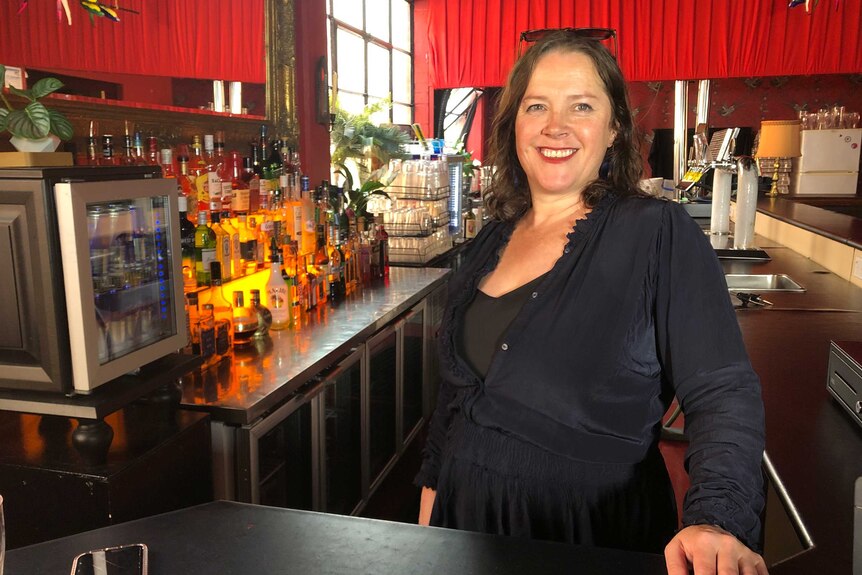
[525,103,545,112]
[574,103,593,112]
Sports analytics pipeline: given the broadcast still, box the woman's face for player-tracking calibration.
[515,50,617,201]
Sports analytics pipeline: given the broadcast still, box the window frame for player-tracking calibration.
[327,0,414,124]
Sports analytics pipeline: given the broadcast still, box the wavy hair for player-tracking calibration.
[484,31,646,221]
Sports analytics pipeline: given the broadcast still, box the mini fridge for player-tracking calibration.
[790,128,861,195]
[0,166,186,394]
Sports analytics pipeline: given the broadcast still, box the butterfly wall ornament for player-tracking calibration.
[788,0,840,13]
[16,0,138,25]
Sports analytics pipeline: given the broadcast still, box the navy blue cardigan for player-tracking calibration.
[415,193,766,549]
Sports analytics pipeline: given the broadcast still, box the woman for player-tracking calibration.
[415,31,768,575]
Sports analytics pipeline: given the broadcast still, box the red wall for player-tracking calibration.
[295,0,332,184]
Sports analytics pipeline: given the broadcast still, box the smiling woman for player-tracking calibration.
[415,29,769,575]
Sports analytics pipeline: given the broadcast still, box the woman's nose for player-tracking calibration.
[542,110,569,137]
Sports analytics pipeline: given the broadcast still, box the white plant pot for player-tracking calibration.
[10,135,61,153]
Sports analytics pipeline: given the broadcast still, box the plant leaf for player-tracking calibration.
[0,108,8,132]
[7,102,51,139]
[49,110,74,140]
[0,64,5,87]
[8,86,34,101]
[30,77,64,100]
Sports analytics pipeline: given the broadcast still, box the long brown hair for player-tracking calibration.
[484,31,645,222]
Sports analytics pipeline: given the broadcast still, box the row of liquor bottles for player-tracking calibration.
[179,175,390,298]
[83,122,299,222]
[186,227,389,369]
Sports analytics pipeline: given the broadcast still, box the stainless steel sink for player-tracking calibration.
[724,274,805,292]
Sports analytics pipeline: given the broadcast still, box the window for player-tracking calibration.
[327,0,413,123]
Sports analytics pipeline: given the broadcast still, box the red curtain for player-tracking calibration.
[422,0,862,88]
[0,0,265,83]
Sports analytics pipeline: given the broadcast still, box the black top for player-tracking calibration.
[459,273,548,378]
[416,193,766,549]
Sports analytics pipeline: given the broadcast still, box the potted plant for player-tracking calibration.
[330,98,409,224]
[0,64,74,152]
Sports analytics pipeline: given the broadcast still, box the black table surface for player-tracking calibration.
[5,501,668,574]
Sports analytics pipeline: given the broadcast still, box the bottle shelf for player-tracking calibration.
[384,184,450,201]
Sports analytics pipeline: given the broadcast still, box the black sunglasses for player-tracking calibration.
[517,27,618,59]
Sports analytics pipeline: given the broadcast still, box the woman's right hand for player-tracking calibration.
[418,486,437,526]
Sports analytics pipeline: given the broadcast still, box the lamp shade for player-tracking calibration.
[755,120,802,158]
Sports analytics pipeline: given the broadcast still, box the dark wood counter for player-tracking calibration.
[719,238,862,574]
[4,500,668,574]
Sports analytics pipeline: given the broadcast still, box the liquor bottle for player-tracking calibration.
[358,219,372,284]
[258,125,269,171]
[327,225,346,302]
[266,253,291,330]
[101,134,116,166]
[160,148,176,179]
[285,173,302,248]
[132,130,146,165]
[198,303,218,367]
[177,152,199,222]
[203,134,223,210]
[236,213,258,274]
[249,289,272,338]
[247,216,265,271]
[209,207,233,282]
[190,135,209,214]
[215,131,233,212]
[266,138,284,179]
[177,193,197,291]
[313,220,330,303]
[146,135,160,166]
[231,151,250,214]
[285,240,303,328]
[206,262,234,355]
[186,292,201,353]
[463,208,477,239]
[231,291,258,347]
[300,176,316,256]
[87,120,99,165]
[242,156,261,212]
[250,140,263,177]
[122,122,135,165]
[220,208,242,281]
[194,210,217,287]
[376,222,390,277]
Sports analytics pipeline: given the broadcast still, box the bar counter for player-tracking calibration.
[719,234,862,574]
[179,266,450,425]
[5,501,668,574]
[757,195,862,250]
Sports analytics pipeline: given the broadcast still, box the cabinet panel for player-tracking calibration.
[402,304,425,442]
[367,326,398,486]
[257,400,314,510]
[321,350,363,515]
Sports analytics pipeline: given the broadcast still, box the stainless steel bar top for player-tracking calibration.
[180,266,450,425]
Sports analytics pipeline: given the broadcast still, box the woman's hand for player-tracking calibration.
[665,525,768,575]
[418,487,436,526]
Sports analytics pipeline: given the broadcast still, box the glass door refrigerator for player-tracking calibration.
[0,166,186,395]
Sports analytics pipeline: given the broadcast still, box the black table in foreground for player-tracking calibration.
[5,501,668,574]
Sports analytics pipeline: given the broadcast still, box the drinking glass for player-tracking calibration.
[845,111,860,129]
[816,109,834,130]
[832,105,846,129]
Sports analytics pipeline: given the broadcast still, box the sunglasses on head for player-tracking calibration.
[517,27,618,58]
